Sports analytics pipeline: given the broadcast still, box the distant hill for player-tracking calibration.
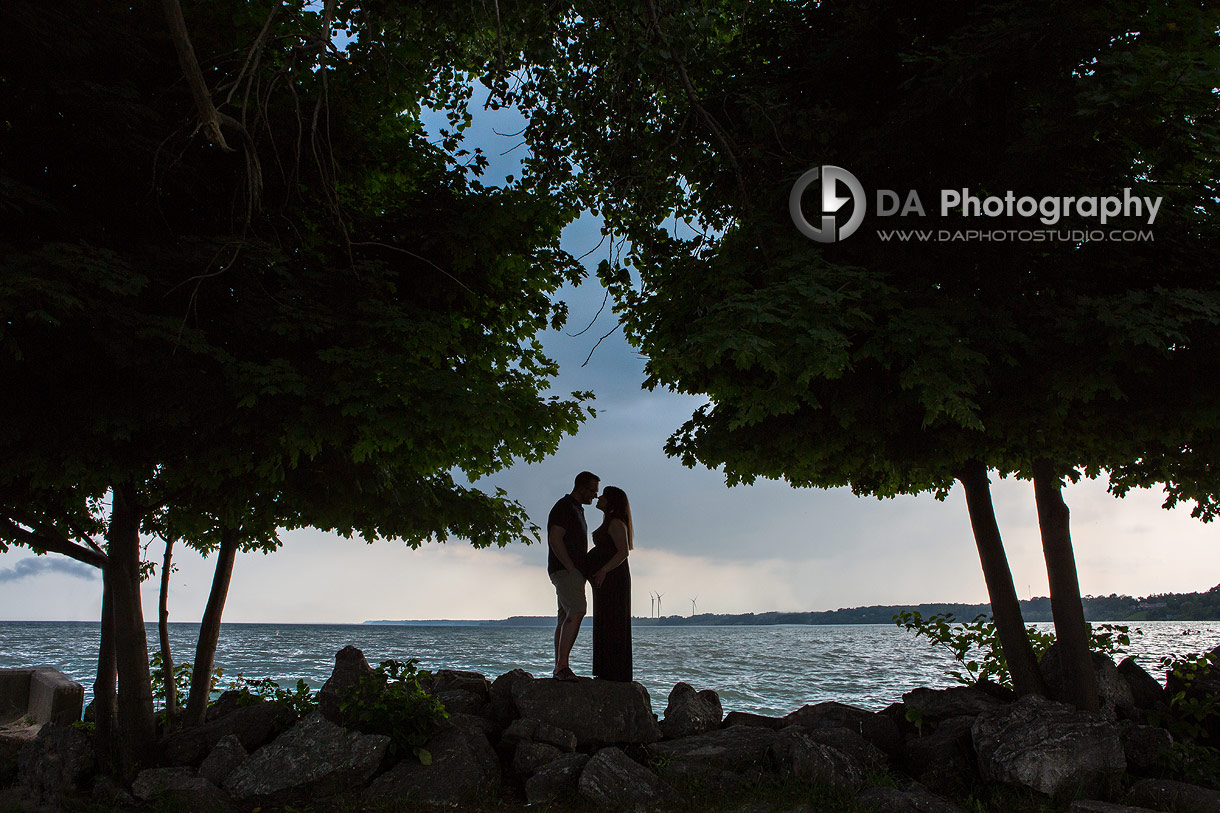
[366,585,1220,626]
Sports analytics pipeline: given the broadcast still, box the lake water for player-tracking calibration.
[1,621,1216,717]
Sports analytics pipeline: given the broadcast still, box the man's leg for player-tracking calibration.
[554,608,564,669]
[556,610,584,670]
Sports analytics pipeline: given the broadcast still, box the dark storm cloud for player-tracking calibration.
[0,556,100,583]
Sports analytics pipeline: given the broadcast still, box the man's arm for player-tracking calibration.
[548,524,578,571]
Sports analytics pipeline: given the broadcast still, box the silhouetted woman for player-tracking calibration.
[586,485,633,681]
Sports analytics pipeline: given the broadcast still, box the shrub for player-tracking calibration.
[338,658,448,763]
[894,611,1134,688]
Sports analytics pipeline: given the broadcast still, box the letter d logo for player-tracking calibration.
[790,165,866,243]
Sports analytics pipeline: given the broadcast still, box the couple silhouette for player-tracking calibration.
[547,471,634,682]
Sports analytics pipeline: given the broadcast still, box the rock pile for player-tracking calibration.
[3,646,1219,812]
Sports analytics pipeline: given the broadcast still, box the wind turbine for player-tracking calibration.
[649,592,656,617]
[690,595,698,616]
[656,592,665,617]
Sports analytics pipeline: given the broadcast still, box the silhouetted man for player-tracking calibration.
[548,471,598,680]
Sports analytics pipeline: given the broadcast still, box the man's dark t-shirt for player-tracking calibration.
[547,495,588,574]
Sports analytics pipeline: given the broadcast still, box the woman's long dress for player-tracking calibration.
[588,525,632,681]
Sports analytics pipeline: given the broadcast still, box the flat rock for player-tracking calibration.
[648,723,778,778]
[364,718,501,805]
[132,767,232,812]
[785,701,903,757]
[722,710,787,730]
[856,782,968,812]
[512,677,661,746]
[902,686,1006,722]
[972,695,1124,797]
[578,746,673,808]
[1070,802,1160,813]
[1125,778,1220,813]
[222,712,389,802]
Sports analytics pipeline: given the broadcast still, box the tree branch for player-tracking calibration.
[0,516,107,569]
[161,0,233,151]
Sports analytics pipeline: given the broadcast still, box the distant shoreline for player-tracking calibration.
[366,585,1220,627]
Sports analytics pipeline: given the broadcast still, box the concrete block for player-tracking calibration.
[0,668,84,726]
[28,669,84,725]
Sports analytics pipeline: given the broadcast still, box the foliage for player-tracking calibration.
[1149,651,1220,744]
[226,673,317,720]
[338,659,447,763]
[1,0,589,762]
[149,652,220,712]
[895,611,1133,688]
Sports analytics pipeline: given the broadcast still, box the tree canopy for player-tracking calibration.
[513,0,1220,706]
[1,0,588,768]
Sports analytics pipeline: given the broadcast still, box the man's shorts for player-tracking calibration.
[551,568,587,617]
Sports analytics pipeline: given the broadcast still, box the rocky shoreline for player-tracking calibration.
[4,643,1220,812]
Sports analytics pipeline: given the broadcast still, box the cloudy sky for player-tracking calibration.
[3,92,1218,625]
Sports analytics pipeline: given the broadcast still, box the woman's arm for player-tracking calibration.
[592,519,630,588]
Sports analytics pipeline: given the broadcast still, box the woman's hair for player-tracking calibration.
[601,486,634,549]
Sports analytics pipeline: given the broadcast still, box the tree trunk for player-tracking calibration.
[183,527,240,726]
[956,460,1048,697]
[93,573,118,768]
[1032,458,1099,711]
[106,482,157,776]
[159,534,177,724]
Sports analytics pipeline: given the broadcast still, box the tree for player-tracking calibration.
[514,0,1220,708]
[1,0,586,771]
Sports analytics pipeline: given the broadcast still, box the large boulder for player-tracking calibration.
[972,695,1125,797]
[1125,778,1220,813]
[317,645,377,725]
[512,677,662,747]
[1117,721,1173,774]
[364,719,501,805]
[222,711,389,803]
[489,668,532,723]
[512,740,565,775]
[785,701,903,757]
[804,726,889,773]
[1040,646,1137,720]
[501,717,578,753]
[1117,657,1166,711]
[901,686,1007,724]
[15,723,93,809]
[161,698,297,766]
[772,727,864,789]
[660,682,723,739]
[902,715,977,785]
[198,733,247,787]
[577,746,673,808]
[525,753,590,805]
